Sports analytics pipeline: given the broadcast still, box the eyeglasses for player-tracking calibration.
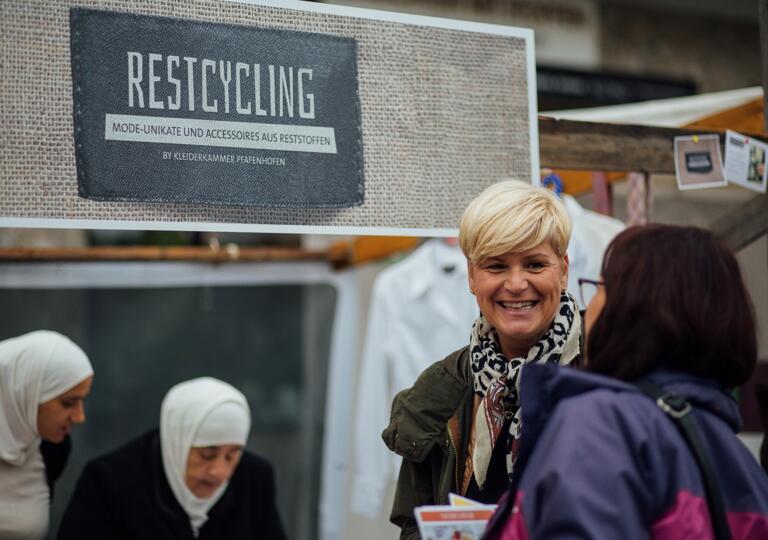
[577,278,604,306]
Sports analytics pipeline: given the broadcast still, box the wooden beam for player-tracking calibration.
[538,116,768,173]
[0,238,426,269]
[0,245,331,263]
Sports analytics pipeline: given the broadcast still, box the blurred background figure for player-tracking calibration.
[384,180,581,539]
[0,330,93,540]
[58,377,286,540]
[485,225,768,539]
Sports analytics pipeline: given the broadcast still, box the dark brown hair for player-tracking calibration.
[586,224,757,387]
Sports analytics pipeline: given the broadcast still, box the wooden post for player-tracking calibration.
[626,172,653,226]
[761,0,768,270]
[591,171,613,216]
[761,0,768,132]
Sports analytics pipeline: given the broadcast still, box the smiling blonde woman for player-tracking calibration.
[383,180,582,540]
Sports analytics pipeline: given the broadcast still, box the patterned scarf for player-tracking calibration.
[469,291,581,488]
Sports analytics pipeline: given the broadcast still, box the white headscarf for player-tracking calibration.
[0,330,93,466]
[160,377,251,537]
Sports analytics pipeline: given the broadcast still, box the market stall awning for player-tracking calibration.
[548,86,763,128]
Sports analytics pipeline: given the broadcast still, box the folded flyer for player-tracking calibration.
[414,494,497,540]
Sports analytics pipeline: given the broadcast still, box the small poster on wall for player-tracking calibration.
[723,129,768,194]
[673,134,727,191]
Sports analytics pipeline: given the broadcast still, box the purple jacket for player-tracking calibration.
[486,364,768,539]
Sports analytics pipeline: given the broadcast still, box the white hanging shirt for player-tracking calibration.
[351,239,478,518]
[562,195,625,308]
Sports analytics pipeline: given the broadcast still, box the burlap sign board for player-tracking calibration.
[2,0,537,235]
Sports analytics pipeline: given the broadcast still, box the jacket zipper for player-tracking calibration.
[447,428,461,495]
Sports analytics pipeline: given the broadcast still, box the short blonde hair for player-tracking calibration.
[459,180,571,262]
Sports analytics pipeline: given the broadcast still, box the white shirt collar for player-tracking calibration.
[407,239,467,299]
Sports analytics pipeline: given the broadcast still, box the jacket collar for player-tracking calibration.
[639,369,741,430]
[520,364,739,432]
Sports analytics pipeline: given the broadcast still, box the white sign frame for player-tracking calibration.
[1,0,538,237]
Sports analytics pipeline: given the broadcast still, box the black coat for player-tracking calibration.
[40,436,70,499]
[57,429,287,540]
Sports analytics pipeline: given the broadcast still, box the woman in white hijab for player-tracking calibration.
[0,330,94,540]
[59,377,287,540]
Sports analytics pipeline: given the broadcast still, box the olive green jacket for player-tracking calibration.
[382,346,474,540]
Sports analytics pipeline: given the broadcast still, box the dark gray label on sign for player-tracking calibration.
[70,8,364,208]
[685,151,713,174]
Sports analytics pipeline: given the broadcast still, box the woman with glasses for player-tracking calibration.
[383,180,582,539]
[577,277,603,308]
[484,224,768,539]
